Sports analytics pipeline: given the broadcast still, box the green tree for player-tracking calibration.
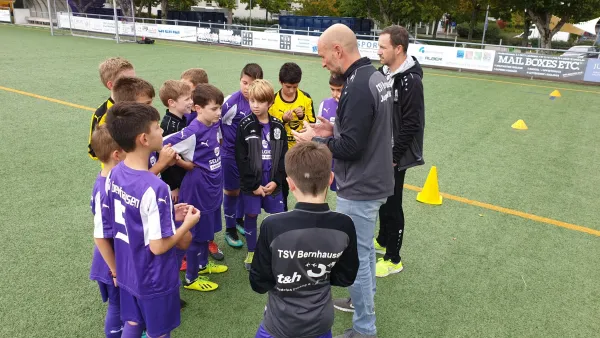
[502,0,600,49]
[240,0,292,21]
[296,0,339,16]
[216,0,237,24]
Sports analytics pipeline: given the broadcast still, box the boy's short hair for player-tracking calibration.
[279,62,302,84]
[90,124,120,163]
[159,80,192,107]
[247,79,275,104]
[99,57,134,88]
[193,83,224,107]
[329,74,344,87]
[106,102,161,152]
[181,68,209,86]
[285,142,332,196]
[241,63,264,80]
[113,76,155,103]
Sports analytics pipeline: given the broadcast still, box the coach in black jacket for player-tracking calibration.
[375,25,425,278]
[235,113,288,195]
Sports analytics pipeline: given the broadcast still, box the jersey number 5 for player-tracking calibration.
[114,199,129,243]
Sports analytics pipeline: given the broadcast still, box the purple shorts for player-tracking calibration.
[97,280,119,303]
[192,207,221,242]
[255,324,332,338]
[120,289,180,337]
[242,192,284,215]
[223,156,240,191]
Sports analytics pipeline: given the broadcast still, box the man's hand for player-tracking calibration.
[263,182,277,195]
[313,117,334,137]
[253,186,266,197]
[171,188,180,203]
[282,110,294,123]
[174,203,190,222]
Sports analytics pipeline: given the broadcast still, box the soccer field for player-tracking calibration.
[1,24,600,338]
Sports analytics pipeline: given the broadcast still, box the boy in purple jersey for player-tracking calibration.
[104,102,200,338]
[164,84,229,292]
[180,68,209,125]
[235,79,287,270]
[112,76,178,177]
[90,125,125,338]
[221,63,264,248]
[317,75,344,192]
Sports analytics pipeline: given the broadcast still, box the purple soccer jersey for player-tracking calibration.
[163,119,224,212]
[90,174,113,285]
[318,98,338,191]
[318,97,338,124]
[221,91,252,159]
[104,163,179,299]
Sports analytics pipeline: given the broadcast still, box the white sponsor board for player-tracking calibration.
[444,47,496,71]
[197,27,218,43]
[290,35,319,55]
[0,9,11,22]
[356,39,379,60]
[218,29,242,45]
[246,31,280,50]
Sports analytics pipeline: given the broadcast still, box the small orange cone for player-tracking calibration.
[416,166,443,205]
[511,119,528,130]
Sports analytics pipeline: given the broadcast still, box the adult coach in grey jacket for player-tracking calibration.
[293,24,394,338]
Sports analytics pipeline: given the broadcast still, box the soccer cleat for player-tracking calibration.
[184,276,218,292]
[373,239,385,255]
[199,261,228,274]
[208,241,225,261]
[180,256,187,271]
[375,258,403,278]
[225,232,244,248]
[236,224,246,236]
[333,298,354,313]
[244,252,254,271]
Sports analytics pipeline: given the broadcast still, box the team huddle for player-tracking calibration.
[86,57,350,338]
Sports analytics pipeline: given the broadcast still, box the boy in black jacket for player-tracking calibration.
[375,25,425,277]
[250,142,358,338]
[235,79,287,271]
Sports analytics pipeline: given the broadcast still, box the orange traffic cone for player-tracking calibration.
[416,166,443,205]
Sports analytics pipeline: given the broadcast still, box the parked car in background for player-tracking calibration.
[561,45,600,58]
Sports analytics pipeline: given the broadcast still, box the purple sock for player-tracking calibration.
[185,241,200,282]
[105,291,123,338]
[236,198,245,221]
[121,321,144,338]
[198,241,209,269]
[244,215,258,252]
[223,194,237,229]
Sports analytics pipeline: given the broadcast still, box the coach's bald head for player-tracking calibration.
[317,24,361,76]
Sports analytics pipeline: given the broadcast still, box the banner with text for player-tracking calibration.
[53,14,599,84]
[218,29,242,45]
[493,52,586,81]
[584,59,600,83]
[290,35,319,55]
[0,9,11,22]
[197,27,219,43]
